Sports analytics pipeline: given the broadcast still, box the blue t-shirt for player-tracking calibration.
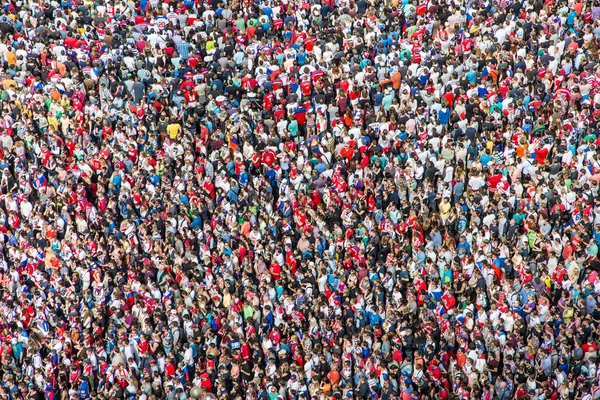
[438,108,450,125]
[480,154,492,166]
[466,71,477,83]
[373,92,384,106]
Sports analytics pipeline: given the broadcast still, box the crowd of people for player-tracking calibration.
[1,0,600,398]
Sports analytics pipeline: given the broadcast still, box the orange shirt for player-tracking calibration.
[516,144,528,158]
[456,351,466,367]
[343,113,353,127]
[488,69,498,82]
[50,89,61,101]
[380,71,401,90]
[391,70,401,90]
[240,221,251,237]
[328,370,341,385]
[5,51,16,67]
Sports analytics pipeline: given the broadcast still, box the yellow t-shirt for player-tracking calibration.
[222,292,231,308]
[47,116,58,131]
[5,51,16,67]
[167,123,181,139]
[2,79,16,90]
[440,201,451,219]
[563,307,574,323]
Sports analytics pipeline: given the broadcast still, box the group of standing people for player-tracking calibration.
[0,0,600,398]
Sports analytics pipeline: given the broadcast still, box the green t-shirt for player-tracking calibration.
[527,231,537,248]
[243,305,254,320]
[399,50,411,60]
[513,213,525,224]
[379,155,388,169]
[276,53,285,65]
[234,18,246,33]
[382,94,394,111]
[288,120,299,136]
[489,103,502,114]
[588,243,598,257]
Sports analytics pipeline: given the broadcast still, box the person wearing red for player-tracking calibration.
[270,262,281,281]
[487,170,503,192]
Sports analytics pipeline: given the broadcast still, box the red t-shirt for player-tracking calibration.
[264,93,274,110]
[487,174,503,191]
[262,150,276,166]
[582,343,598,353]
[535,147,549,164]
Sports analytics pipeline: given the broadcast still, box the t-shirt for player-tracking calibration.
[167,123,182,139]
[288,120,298,136]
[438,108,450,124]
[535,147,549,164]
